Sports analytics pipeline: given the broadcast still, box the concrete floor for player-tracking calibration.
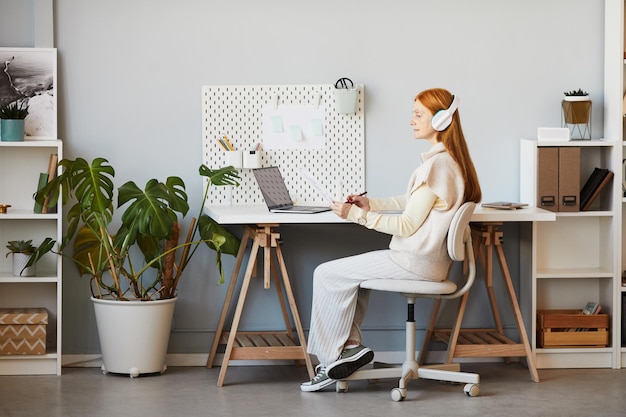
[0,362,625,417]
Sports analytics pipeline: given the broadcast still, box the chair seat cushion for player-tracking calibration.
[360,279,457,295]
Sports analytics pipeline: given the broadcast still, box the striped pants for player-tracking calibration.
[306,249,423,366]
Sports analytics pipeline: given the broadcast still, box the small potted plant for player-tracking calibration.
[562,89,591,124]
[0,100,29,142]
[561,89,591,139]
[5,238,55,277]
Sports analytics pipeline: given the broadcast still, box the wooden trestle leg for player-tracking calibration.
[206,224,314,386]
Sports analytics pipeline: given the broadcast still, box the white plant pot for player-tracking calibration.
[563,95,590,102]
[12,253,36,277]
[92,296,177,377]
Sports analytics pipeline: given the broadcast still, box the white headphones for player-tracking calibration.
[431,95,459,131]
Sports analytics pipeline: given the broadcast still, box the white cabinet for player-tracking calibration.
[0,140,62,375]
[520,139,621,369]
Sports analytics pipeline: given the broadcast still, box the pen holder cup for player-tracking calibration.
[225,151,243,169]
[243,151,262,169]
[334,87,359,114]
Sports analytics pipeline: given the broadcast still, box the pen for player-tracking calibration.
[223,135,234,151]
[216,138,228,151]
[346,191,367,204]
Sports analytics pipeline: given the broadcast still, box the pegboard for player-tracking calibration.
[201,84,365,206]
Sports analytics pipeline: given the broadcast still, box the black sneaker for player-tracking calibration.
[326,345,374,380]
[300,365,335,392]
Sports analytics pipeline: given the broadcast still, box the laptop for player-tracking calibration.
[252,166,331,214]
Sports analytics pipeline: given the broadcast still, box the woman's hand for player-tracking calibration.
[346,194,370,211]
[331,194,371,219]
[331,201,352,219]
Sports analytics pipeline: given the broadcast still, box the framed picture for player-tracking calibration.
[0,48,57,140]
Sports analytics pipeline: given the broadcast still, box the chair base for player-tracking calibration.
[336,299,480,401]
[336,360,480,401]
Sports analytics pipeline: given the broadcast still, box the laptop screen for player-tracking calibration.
[252,167,294,209]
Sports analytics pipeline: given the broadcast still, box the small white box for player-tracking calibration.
[537,127,570,142]
[243,151,262,169]
[225,151,242,168]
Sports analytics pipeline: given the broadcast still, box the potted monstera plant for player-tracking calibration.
[35,158,240,377]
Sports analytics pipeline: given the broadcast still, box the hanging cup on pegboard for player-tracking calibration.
[334,77,358,114]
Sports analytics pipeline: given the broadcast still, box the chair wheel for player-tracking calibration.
[464,383,479,397]
[336,380,348,393]
[391,388,406,402]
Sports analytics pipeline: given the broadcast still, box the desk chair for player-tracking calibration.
[335,202,480,401]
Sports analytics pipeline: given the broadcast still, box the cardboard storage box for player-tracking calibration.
[538,309,609,348]
[537,147,580,212]
[0,308,48,355]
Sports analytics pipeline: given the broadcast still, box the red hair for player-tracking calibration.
[415,88,482,203]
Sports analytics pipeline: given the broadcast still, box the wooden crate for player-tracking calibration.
[537,309,609,348]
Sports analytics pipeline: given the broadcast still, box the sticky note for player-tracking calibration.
[271,115,284,133]
[311,119,323,136]
[290,125,302,141]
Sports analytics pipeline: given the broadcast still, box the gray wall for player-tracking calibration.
[1,0,605,356]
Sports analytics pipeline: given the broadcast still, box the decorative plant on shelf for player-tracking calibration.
[34,158,241,301]
[0,101,29,119]
[562,88,591,139]
[563,88,589,98]
[5,238,55,277]
[0,100,29,142]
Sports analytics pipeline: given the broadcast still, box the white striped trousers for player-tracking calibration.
[306,249,423,366]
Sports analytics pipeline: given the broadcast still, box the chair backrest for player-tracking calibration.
[447,202,476,261]
[440,201,476,299]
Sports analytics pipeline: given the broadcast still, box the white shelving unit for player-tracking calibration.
[517,0,626,371]
[520,139,621,369]
[0,140,63,375]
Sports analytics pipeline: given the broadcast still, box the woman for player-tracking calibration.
[301,88,482,392]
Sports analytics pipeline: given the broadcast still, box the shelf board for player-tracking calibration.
[0,269,59,281]
[536,267,614,279]
[0,276,59,283]
[535,348,614,369]
[526,138,616,147]
[536,347,612,354]
[555,210,614,218]
[0,139,61,148]
[0,353,60,376]
[0,210,59,220]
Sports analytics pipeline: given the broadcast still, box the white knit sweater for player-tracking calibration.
[347,142,464,281]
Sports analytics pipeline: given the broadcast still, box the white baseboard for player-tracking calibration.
[62,351,506,368]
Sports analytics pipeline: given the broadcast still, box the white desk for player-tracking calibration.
[204,204,556,225]
[205,204,555,385]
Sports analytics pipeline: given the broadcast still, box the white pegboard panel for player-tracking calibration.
[202,84,365,206]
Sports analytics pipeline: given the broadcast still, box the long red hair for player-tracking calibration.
[415,88,482,203]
